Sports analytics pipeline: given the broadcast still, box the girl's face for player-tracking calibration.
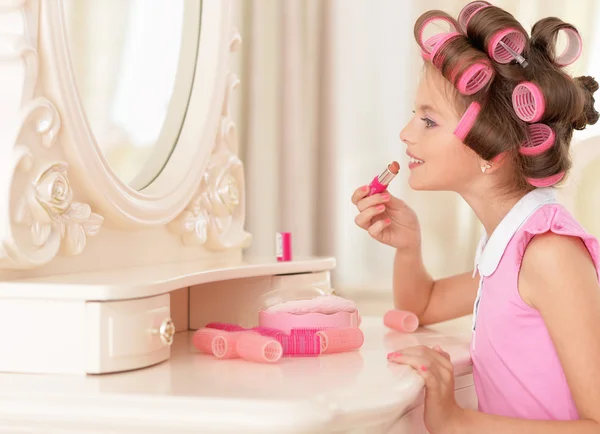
[400,66,485,193]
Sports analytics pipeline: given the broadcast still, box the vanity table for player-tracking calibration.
[0,0,476,432]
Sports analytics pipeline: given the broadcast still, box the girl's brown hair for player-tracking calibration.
[414,5,599,191]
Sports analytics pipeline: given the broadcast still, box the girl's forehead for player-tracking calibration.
[418,66,464,120]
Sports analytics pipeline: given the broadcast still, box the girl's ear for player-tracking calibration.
[479,151,507,174]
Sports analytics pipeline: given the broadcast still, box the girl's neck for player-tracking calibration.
[460,188,528,237]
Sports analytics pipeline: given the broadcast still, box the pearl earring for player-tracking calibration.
[481,163,491,173]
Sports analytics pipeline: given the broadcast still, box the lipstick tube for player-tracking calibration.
[369,161,400,196]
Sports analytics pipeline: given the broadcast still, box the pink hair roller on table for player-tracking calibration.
[206,322,322,356]
[316,327,364,354]
[193,327,240,359]
[236,332,283,363]
[384,309,420,333]
[192,328,283,363]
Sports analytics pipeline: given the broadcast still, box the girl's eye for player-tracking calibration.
[420,117,437,128]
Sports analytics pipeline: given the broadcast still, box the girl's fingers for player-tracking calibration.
[354,205,387,229]
[351,186,369,205]
[401,345,454,373]
[387,352,443,392]
[433,345,452,361]
[367,216,392,237]
[356,192,391,212]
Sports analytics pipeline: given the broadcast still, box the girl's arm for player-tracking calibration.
[457,232,600,433]
[389,232,600,434]
[393,249,479,325]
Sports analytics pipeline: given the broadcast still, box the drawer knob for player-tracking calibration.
[157,317,176,345]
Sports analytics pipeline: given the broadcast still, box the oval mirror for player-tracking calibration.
[62,0,201,190]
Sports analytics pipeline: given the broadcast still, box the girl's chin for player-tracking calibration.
[408,171,447,191]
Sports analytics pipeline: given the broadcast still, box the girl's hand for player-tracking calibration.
[351,186,421,251]
[387,345,465,434]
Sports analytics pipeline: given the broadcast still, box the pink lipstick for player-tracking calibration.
[368,161,400,196]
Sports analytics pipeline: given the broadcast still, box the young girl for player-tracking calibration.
[352,2,600,433]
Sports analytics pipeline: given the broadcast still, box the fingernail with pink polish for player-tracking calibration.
[387,352,401,359]
[377,204,385,211]
[420,365,428,372]
[381,194,390,200]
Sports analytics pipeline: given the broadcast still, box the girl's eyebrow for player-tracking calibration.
[416,104,441,115]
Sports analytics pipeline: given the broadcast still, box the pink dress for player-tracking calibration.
[470,187,600,419]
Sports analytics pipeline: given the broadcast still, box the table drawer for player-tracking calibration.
[85,294,173,374]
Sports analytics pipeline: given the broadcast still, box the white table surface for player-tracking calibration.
[0,315,474,433]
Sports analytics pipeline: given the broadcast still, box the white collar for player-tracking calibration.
[474,188,557,277]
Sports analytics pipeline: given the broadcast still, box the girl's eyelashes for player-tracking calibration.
[412,110,437,128]
[420,117,437,128]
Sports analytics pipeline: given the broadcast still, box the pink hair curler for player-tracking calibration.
[456,63,494,95]
[458,1,491,32]
[316,327,364,354]
[285,328,322,356]
[206,322,245,332]
[384,309,420,333]
[512,82,545,123]
[236,332,283,363]
[416,13,458,59]
[519,124,555,156]
[422,33,494,95]
[555,27,583,66]
[192,328,241,359]
[206,322,322,356]
[427,32,461,67]
[454,101,481,141]
[526,171,565,187]
[488,28,527,64]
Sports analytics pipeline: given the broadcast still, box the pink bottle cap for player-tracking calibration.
[383,309,420,333]
[276,232,292,262]
[316,327,364,354]
[236,332,283,363]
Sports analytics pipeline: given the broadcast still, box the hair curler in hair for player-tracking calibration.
[519,124,555,156]
[454,102,481,141]
[554,27,583,66]
[526,172,565,188]
[512,82,545,123]
[427,32,461,67]
[457,1,491,32]
[458,1,491,30]
[421,31,494,95]
[488,28,528,65]
[416,11,458,60]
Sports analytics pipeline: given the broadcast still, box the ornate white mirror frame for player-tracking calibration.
[0,0,250,274]
[0,0,336,375]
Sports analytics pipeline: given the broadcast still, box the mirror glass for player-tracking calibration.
[63,0,201,190]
